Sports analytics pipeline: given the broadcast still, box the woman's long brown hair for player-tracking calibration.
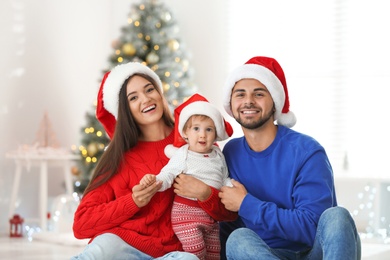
[82,73,174,197]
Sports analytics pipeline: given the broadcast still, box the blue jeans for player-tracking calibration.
[221,207,361,260]
[70,233,199,260]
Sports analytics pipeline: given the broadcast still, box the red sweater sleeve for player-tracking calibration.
[73,181,140,239]
[198,187,238,222]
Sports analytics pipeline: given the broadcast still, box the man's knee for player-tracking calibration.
[320,206,353,226]
[319,206,359,240]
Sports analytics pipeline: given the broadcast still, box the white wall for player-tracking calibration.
[0,0,229,234]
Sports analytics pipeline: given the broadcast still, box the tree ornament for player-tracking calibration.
[122,43,136,56]
[181,59,189,70]
[168,39,179,51]
[146,52,159,64]
[87,142,98,157]
[161,11,172,22]
[71,166,80,176]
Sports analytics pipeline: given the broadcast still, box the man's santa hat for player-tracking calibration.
[223,56,296,128]
[96,62,162,139]
[165,93,233,157]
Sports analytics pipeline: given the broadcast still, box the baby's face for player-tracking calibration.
[183,116,216,154]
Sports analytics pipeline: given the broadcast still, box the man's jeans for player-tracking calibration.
[70,233,199,260]
[221,206,361,260]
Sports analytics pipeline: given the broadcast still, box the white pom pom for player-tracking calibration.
[277,111,297,128]
[164,144,179,158]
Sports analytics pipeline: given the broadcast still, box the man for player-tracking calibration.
[218,56,361,259]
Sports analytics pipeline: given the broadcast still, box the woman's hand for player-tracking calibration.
[219,179,247,212]
[132,181,162,207]
[173,174,211,201]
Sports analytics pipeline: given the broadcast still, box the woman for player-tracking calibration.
[72,62,236,259]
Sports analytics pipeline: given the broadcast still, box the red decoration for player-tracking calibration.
[9,214,24,237]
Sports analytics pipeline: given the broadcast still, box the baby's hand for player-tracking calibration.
[140,174,157,187]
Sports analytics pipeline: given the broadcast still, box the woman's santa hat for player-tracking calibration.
[165,93,233,157]
[223,56,296,128]
[96,62,162,139]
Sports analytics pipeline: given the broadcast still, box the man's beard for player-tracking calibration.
[234,106,274,130]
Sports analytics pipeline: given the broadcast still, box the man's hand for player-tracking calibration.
[173,174,211,201]
[132,180,162,207]
[219,179,247,212]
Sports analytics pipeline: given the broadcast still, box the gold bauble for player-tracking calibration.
[87,143,98,157]
[168,39,179,51]
[122,43,136,56]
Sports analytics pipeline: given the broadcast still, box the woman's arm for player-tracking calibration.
[173,174,237,221]
[73,181,162,239]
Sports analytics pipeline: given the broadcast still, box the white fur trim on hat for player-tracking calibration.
[179,101,230,141]
[164,144,179,158]
[103,62,162,119]
[223,64,296,128]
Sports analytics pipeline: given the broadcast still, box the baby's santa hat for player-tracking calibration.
[96,62,162,139]
[164,93,234,158]
[223,56,296,128]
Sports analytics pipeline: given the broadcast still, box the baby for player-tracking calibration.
[140,93,233,260]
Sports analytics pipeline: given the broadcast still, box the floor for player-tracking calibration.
[0,234,84,260]
[0,233,390,260]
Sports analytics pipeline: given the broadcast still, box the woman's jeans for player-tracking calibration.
[221,206,361,260]
[70,233,199,260]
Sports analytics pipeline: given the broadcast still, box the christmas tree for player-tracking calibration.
[74,0,196,194]
[73,104,110,194]
[109,0,196,107]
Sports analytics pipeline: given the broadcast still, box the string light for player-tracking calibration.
[351,182,390,243]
